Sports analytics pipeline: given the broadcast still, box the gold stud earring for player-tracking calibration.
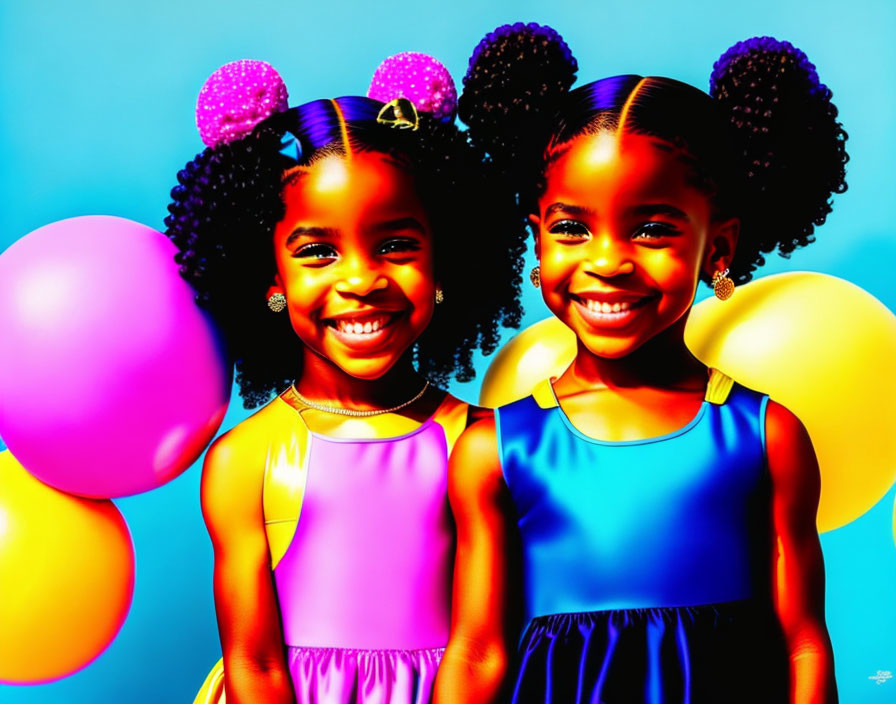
[530,266,541,289]
[435,287,444,305]
[267,292,287,312]
[712,269,735,300]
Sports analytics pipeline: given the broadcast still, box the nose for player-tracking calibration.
[584,231,635,278]
[333,255,389,297]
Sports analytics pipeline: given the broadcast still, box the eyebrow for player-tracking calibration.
[285,226,339,247]
[282,166,309,188]
[371,216,426,235]
[544,202,596,219]
[628,204,690,221]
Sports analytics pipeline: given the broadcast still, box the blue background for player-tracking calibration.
[1,0,894,701]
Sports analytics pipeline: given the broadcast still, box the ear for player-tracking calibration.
[528,213,542,259]
[266,273,285,301]
[702,217,739,278]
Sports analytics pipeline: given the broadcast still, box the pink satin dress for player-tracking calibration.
[264,387,468,704]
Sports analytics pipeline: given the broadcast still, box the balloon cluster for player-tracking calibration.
[0,216,231,683]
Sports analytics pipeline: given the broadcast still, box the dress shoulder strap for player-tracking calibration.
[263,391,313,569]
[532,378,560,409]
[704,368,735,405]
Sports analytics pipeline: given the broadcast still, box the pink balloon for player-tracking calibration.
[0,216,231,498]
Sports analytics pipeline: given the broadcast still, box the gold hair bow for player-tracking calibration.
[376,97,420,131]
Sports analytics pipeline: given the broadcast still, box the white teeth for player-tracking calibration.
[335,316,389,334]
[580,298,634,314]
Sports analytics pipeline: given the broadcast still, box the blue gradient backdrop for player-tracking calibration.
[1,1,894,702]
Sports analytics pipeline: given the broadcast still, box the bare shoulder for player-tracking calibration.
[764,399,820,496]
[448,414,505,510]
[200,397,290,529]
[765,400,812,448]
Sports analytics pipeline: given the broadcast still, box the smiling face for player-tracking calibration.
[269,151,437,380]
[532,131,738,359]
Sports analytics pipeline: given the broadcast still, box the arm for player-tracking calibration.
[200,432,295,704]
[765,401,838,704]
[433,415,520,704]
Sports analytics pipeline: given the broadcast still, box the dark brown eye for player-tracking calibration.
[378,237,421,255]
[549,219,590,237]
[633,222,679,240]
[294,243,338,260]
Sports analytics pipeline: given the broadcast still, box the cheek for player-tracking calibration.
[283,269,330,322]
[396,246,436,297]
[540,243,580,281]
[648,248,693,281]
[644,248,702,310]
[394,265,436,338]
[536,246,579,319]
[399,266,436,313]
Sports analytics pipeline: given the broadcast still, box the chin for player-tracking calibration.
[577,333,646,360]
[334,359,398,381]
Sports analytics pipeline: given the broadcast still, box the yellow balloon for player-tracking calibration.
[0,450,135,683]
[479,317,576,408]
[685,272,896,532]
[480,273,896,533]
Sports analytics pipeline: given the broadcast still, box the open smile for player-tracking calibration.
[570,292,656,329]
[324,310,406,349]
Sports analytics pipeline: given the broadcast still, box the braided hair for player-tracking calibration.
[459,24,848,285]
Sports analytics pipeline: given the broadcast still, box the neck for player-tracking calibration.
[295,348,427,411]
[567,317,706,392]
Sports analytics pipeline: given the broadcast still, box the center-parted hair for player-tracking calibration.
[166,94,526,408]
[459,24,848,285]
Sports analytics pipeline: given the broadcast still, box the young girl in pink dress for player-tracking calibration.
[166,55,526,704]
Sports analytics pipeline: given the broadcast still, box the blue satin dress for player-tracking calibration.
[495,371,788,704]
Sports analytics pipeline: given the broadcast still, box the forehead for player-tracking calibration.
[542,132,704,211]
[280,151,423,224]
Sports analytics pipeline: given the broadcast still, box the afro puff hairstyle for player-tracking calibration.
[166,96,526,408]
[459,26,848,285]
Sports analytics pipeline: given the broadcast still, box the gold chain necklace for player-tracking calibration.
[290,381,430,417]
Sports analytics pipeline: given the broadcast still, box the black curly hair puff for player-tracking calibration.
[165,97,525,409]
[458,22,577,194]
[460,25,848,286]
[710,36,849,281]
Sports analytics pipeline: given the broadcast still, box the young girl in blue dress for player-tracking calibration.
[435,24,846,704]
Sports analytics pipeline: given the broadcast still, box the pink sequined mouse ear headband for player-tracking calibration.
[196,59,290,148]
[367,52,458,127]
